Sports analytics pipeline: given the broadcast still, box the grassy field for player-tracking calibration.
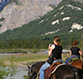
[0,48,83,66]
[0,49,46,53]
[0,49,82,79]
[0,51,71,66]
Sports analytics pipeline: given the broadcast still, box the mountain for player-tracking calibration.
[0,0,83,41]
[0,0,62,33]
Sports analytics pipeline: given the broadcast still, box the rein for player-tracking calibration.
[32,74,37,79]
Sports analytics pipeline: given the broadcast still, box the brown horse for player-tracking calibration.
[27,61,83,79]
[67,59,83,70]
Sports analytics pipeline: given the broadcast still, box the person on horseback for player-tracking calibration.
[39,36,62,79]
[65,40,83,64]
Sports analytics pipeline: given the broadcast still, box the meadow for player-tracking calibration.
[0,49,71,66]
[0,49,82,79]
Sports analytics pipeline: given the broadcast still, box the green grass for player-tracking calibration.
[1,48,82,66]
[0,49,48,66]
[0,53,48,66]
[0,52,71,66]
[0,49,46,53]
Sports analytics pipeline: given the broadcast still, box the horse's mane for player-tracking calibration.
[32,61,45,68]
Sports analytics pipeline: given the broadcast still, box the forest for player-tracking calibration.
[0,35,83,50]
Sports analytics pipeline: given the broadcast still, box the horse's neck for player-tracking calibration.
[33,62,45,72]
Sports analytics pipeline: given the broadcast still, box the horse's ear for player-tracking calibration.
[27,65,30,69]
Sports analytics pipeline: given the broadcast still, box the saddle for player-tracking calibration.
[45,62,61,79]
[67,57,79,64]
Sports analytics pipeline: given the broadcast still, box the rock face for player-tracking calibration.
[0,0,62,33]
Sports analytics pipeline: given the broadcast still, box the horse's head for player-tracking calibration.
[27,61,45,79]
[27,65,37,79]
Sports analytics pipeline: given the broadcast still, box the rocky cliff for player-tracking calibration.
[0,0,62,33]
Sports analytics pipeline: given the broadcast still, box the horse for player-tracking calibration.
[27,61,83,79]
[70,59,83,69]
[27,61,45,79]
[49,64,83,79]
[66,58,83,70]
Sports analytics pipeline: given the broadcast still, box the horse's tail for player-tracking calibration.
[72,67,83,79]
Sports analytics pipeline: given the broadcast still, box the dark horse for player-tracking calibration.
[27,61,83,79]
[50,64,83,79]
[27,61,45,79]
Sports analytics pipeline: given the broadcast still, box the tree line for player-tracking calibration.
[0,35,83,49]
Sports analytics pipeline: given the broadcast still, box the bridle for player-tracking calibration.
[29,73,37,79]
[28,66,37,79]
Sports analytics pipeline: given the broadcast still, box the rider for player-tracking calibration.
[65,40,83,64]
[39,36,62,79]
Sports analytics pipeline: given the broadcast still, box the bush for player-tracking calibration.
[0,61,18,79]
